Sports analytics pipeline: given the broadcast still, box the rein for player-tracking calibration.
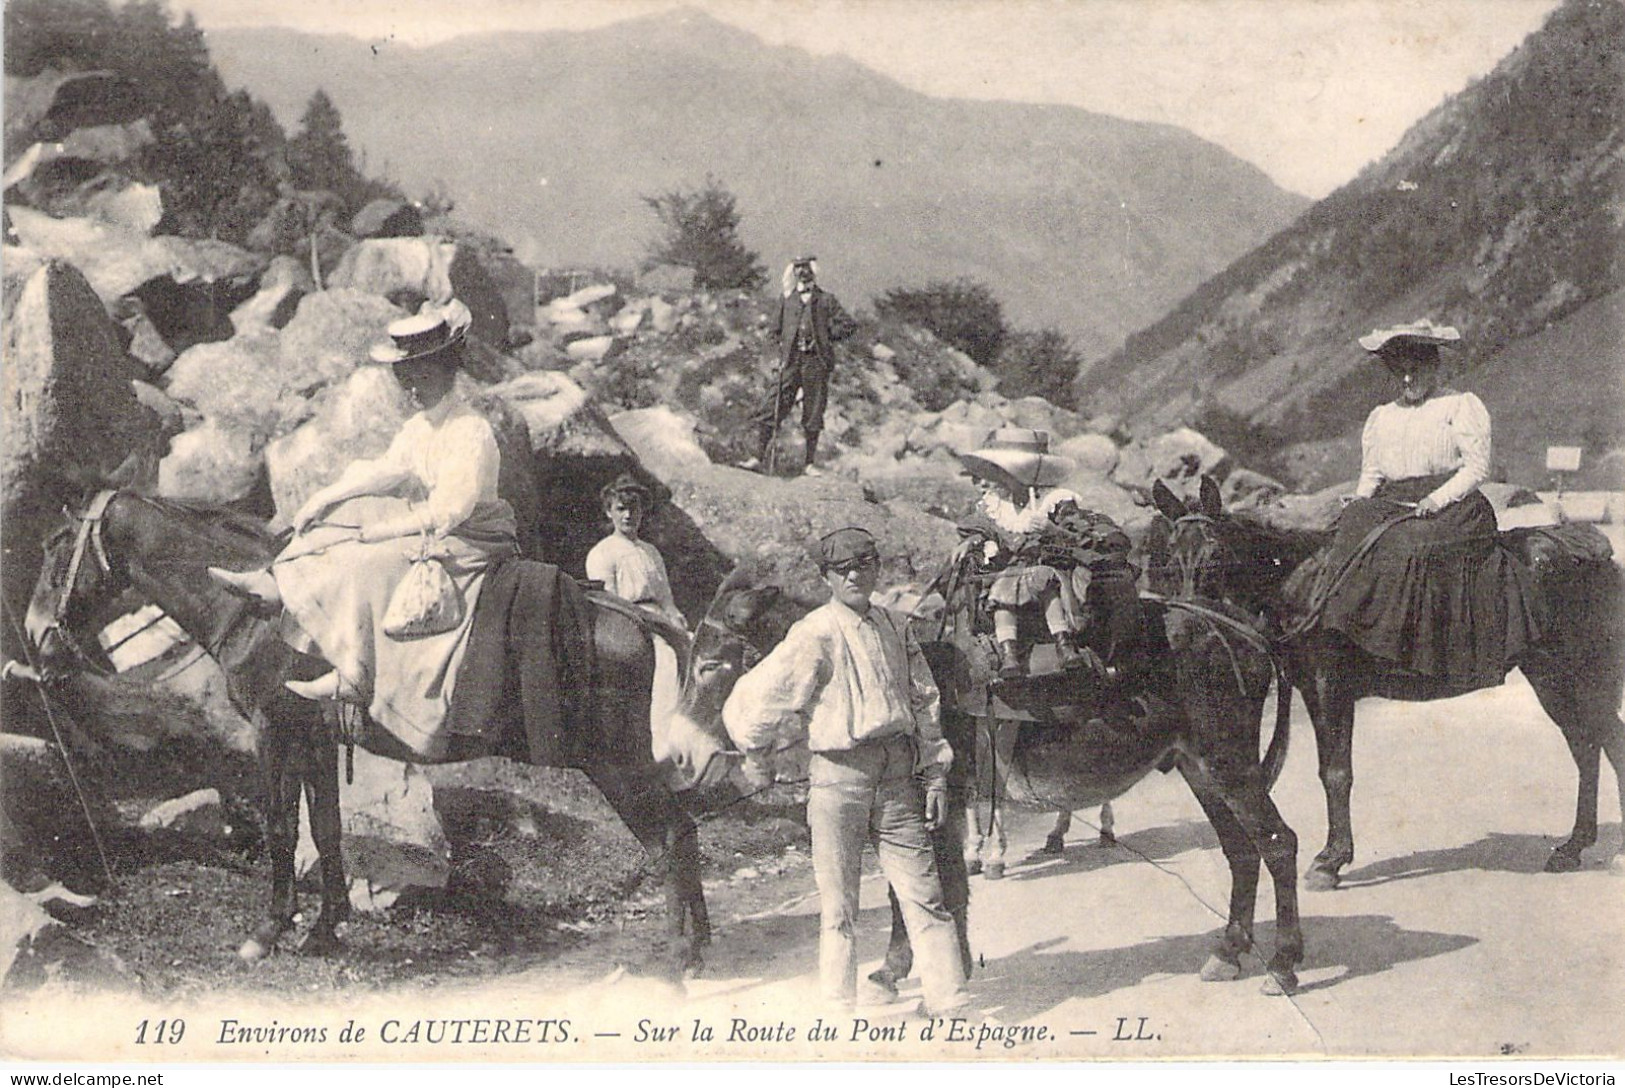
[44,490,119,678]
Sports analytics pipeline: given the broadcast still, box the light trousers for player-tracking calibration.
[806,735,968,1012]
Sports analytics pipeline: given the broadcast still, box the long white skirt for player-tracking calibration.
[272,495,519,758]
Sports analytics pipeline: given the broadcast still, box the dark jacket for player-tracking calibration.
[774,285,856,370]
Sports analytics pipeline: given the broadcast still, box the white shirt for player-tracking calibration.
[1356,390,1490,508]
[722,599,951,773]
[978,486,1083,534]
[330,398,502,539]
[585,533,684,626]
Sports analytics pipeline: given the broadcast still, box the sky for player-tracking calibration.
[176,0,1563,198]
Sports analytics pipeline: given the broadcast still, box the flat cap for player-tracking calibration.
[814,526,878,568]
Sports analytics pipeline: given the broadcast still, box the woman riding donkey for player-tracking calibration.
[209,299,521,759]
[954,428,1143,685]
[1313,320,1540,688]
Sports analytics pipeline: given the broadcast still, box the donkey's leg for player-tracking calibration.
[1220,774,1302,995]
[241,717,300,961]
[1097,801,1116,847]
[1179,765,1259,983]
[982,805,1008,880]
[1304,656,1355,890]
[297,703,350,954]
[1525,665,1615,871]
[1041,808,1072,855]
[965,805,986,875]
[586,764,707,979]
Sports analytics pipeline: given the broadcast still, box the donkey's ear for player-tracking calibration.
[1199,475,1223,519]
[106,446,160,494]
[1151,479,1188,522]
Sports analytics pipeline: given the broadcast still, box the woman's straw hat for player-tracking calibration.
[369,299,474,365]
[956,427,1076,489]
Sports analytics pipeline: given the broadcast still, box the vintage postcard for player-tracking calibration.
[2,0,1621,1071]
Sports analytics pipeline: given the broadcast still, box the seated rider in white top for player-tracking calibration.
[209,301,519,750]
[585,474,686,629]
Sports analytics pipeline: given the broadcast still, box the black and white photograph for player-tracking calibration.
[1,0,1621,1070]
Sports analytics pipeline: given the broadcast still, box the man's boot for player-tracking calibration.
[996,640,1024,680]
[802,431,822,476]
[1055,632,1085,671]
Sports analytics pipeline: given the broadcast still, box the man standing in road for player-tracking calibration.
[740,256,856,476]
[722,526,969,1015]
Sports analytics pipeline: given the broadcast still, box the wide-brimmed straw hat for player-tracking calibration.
[956,427,1076,489]
[1357,320,1462,354]
[369,299,473,365]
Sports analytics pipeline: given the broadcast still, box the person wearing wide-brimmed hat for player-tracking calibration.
[585,473,685,628]
[209,299,520,757]
[955,428,1139,681]
[1313,321,1538,686]
[722,526,969,1016]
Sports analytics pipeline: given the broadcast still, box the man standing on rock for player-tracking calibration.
[740,256,856,477]
[722,527,969,1016]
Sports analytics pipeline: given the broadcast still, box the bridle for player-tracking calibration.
[36,489,120,679]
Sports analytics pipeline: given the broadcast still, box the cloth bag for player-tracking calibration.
[383,536,465,639]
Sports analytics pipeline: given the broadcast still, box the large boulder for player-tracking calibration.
[273,288,405,393]
[0,734,116,893]
[328,237,508,349]
[228,255,312,334]
[350,198,423,240]
[162,331,292,442]
[157,417,264,505]
[1112,426,1229,496]
[6,208,264,352]
[263,365,412,525]
[2,259,161,730]
[3,71,143,157]
[609,406,714,478]
[1,881,131,993]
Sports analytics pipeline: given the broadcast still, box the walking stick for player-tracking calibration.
[765,343,789,477]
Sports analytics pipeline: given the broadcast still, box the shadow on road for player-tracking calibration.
[1335,823,1623,889]
[967,914,1475,1020]
[1001,819,1222,884]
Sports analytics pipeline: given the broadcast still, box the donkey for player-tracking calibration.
[665,567,1307,994]
[25,487,737,976]
[1147,476,1625,889]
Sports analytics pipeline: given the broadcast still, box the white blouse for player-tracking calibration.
[362,400,502,536]
[978,487,1083,534]
[1356,390,1491,508]
[585,533,683,625]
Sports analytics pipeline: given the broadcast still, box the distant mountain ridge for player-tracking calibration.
[1076,0,1623,488]
[204,8,1307,361]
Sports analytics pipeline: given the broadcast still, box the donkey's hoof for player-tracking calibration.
[1303,867,1340,892]
[1097,831,1117,848]
[982,861,1006,881]
[965,858,983,876]
[237,937,269,962]
[1261,969,1299,996]
[1041,835,1066,856]
[1199,954,1242,982]
[1544,849,1583,874]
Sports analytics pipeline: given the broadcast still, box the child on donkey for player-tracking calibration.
[954,428,1142,683]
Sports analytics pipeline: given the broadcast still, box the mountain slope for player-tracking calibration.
[1076,0,1623,487]
[204,9,1306,361]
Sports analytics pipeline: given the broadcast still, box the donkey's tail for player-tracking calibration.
[1261,657,1292,791]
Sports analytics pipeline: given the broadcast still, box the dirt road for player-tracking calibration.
[510,672,1623,1061]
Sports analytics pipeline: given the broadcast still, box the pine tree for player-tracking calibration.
[287,89,364,207]
[641,175,765,291]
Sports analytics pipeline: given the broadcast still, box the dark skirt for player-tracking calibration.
[1318,475,1539,687]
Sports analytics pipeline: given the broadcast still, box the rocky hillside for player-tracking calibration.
[205,9,1307,361]
[1076,0,1624,489]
